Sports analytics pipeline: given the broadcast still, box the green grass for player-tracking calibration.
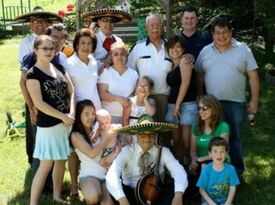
[0,36,275,204]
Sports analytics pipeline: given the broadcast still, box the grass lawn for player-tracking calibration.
[0,36,274,205]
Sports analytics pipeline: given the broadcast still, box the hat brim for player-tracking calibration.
[15,11,63,23]
[82,9,132,24]
[116,122,178,135]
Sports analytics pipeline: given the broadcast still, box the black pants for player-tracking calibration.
[25,105,36,165]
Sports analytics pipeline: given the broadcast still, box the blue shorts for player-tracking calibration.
[165,101,197,125]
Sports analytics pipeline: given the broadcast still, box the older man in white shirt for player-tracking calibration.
[106,114,188,205]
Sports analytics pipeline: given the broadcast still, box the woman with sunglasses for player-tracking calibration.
[190,94,230,172]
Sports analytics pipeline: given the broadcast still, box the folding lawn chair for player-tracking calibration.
[3,111,26,142]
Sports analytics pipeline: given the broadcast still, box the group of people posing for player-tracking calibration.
[17,4,259,205]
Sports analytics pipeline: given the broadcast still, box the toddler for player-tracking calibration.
[94,109,122,157]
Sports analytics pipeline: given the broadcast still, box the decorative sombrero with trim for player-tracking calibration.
[116,114,178,135]
[15,11,63,23]
[82,8,132,24]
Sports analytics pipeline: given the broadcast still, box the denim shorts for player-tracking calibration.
[79,176,105,186]
[165,101,197,125]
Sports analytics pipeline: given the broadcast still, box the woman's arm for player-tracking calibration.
[99,142,121,169]
[220,133,229,143]
[173,58,193,117]
[20,70,37,124]
[64,72,75,118]
[98,83,130,108]
[190,134,199,170]
[26,79,74,126]
[71,131,117,159]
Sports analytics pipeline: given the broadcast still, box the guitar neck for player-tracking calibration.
[154,146,162,176]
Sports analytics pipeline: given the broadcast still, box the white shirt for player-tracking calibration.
[127,38,172,95]
[18,33,37,63]
[75,148,106,180]
[64,53,102,110]
[129,96,155,125]
[106,143,188,200]
[98,66,138,117]
[94,30,122,61]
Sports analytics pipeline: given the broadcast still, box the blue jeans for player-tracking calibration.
[220,101,246,175]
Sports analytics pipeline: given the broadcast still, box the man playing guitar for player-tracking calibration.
[106,114,188,205]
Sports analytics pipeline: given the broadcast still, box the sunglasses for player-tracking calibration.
[197,105,209,111]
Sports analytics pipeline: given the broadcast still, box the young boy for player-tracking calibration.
[96,109,122,157]
[197,137,240,205]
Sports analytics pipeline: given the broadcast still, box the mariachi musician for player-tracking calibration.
[106,114,188,205]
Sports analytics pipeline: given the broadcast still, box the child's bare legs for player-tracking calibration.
[68,151,79,197]
[52,160,66,202]
[30,160,53,205]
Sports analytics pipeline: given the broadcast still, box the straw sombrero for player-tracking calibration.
[15,11,63,23]
[116,114,178,135]
[82,8,132,24]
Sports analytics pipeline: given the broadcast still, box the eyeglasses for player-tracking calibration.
[37,47,55,52]
[137,85,149,89]
[197,105,209,112]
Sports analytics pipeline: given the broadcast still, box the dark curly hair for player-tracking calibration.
[72,28,97,53]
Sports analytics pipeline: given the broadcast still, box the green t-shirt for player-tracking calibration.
[192,121,230,157]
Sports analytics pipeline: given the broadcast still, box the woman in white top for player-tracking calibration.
[64,28,102,197]
[71,99,118,205]
[98,41,138,124]
[65,28,101,111]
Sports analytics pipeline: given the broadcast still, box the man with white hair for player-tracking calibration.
[127,14,172,122]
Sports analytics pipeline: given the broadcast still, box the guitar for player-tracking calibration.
[135,146,163,205]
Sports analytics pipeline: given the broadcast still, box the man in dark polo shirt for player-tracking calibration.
[179,6,212,60]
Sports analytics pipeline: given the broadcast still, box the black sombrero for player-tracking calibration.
[15,11,63,23]
[116,114,178,135]
[82,8,132,24]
